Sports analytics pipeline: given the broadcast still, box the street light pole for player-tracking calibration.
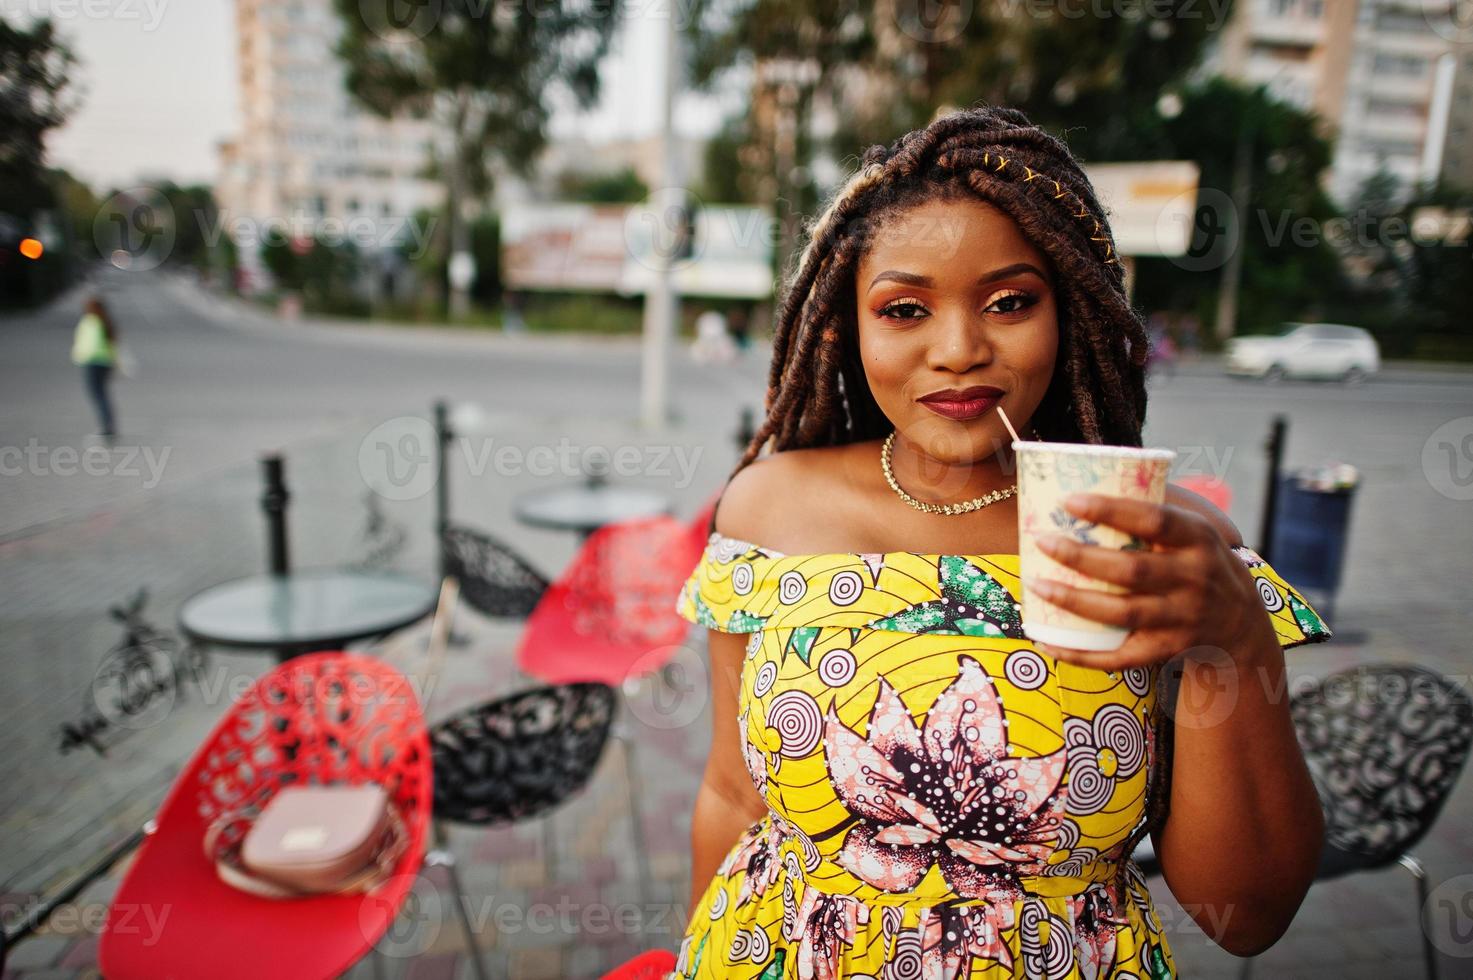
[640,9,682,430]
[1214,118,1252,343]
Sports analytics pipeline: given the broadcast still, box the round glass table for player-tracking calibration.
[513,482,673,539]
[179,568,438,662]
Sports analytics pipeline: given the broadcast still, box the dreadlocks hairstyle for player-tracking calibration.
[734,105,1148,475]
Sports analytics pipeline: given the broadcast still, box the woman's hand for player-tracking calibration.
[1027,491,1272,670]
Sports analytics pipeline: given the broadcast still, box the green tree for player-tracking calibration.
[696,114,758,205]
[1132,79,1345,342]
[685,0,874,267]
[0,17,76,218]
[556,166,648,203]
[684,1,1223,269]
[158,183,218,273]
[333,1,624,317]
[856,0,1227,161]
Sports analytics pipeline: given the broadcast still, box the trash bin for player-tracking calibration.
[1268,463,1358,623]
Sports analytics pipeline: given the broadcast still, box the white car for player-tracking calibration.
[1225,323,1381,384]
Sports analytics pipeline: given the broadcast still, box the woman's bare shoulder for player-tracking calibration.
[714,442,878,550]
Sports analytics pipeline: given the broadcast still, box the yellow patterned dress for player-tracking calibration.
[670,533,1330,980]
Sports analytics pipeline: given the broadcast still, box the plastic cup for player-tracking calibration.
[1014,441,1176,651]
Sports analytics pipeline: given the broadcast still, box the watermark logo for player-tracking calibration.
[1161,646,1240,729]
[0,440,171,487]
[1425,872,1473,958]
[357,416,707,499]
[95,187,175,271]
[893,0,974,43]
[625,187,704,271]
[621,644,708,730]
[2,0,170,31]
[1422,0,1473,42]
[358,416,439,502]
[1423,416,1473,501]
[362,870,444,957]
[1162,187,1240,273]
[356,0,442,40]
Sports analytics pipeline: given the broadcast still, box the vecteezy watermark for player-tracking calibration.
[355,0,443,40]
[0,439,171,488]
[1158,187,1242,273]
[0,897,173,946]
[625,186,705,270]
[892,0,975,43]
[354,0,689,43]
[1160,646,1240,730]
[198,212,438,260]
[1158,194,1473,271]
[999,0,1232,29]
[2,0,169,31]
[1423,416,1473,502]
[1425,873,1473,959]
[621,643,708,731]
[1421,0,1473,43]
[95,187,176,272]
[362,873,691,957]
[357,416,705,501]
[362,869,446,958]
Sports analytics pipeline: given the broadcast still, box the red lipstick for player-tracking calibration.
[917,385,1005,421]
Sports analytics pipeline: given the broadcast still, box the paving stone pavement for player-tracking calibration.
[3,324,1472,975]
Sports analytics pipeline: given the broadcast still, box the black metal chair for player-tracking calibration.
[440,524,550,619]
[1293,664,1471,978]
[425,682,618,979]
[1136,664,1472,979]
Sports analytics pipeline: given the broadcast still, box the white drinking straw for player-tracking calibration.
[997,405,1023,444]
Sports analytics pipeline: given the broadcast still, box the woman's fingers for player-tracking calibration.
[1028,577,1175,632]
[1035,534,1181,593]
[1061,493,1206,548]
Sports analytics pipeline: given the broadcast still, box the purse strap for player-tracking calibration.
[202,803,409,899]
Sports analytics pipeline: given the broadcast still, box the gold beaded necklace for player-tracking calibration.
[880,430,1019,516]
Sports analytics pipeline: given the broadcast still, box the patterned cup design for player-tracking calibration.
[1015,442,1176,649]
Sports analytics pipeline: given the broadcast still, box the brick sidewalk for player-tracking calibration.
[4,413,1472,977]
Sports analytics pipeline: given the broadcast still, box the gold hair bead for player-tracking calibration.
[880,432,1017,516]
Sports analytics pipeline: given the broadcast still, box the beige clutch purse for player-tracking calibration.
[206,784,404,898]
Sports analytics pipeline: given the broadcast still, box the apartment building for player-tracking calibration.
[1215,0,1473,203]
[215,0,442,281]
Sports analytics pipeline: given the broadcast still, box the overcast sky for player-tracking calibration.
[35,0,731,192]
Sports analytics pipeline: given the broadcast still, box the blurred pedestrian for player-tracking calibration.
[71,295,119,444]
[1147,319,1179,379]
[502,289,527,333]
[690,308,736,364]
[728,303,752,350]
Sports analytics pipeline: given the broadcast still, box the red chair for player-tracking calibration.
[100,653,432,980]
[515,513,709,685]
[1173,473,1233,514]
[602,949,677,979]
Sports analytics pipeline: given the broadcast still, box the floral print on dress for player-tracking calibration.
[865,557,1024,639]
[669,534,1330,980]
[784,889,871,980]
[825,658,1066,899]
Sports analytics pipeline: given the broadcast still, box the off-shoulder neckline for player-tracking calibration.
[705,530,1019,562]
[705,530,1263,562]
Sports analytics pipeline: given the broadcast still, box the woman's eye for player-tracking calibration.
[878,300,929,321]
[985,290,1038,315]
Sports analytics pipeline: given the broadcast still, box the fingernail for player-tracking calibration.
[1029,578,1057,599]
[1064,493,1091,512]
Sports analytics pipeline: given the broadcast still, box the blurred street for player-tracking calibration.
[2,275,1472,977]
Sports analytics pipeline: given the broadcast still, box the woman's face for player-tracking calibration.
[854,195,1059,469]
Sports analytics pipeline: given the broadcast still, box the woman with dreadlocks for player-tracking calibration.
[668,107,1330,979]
